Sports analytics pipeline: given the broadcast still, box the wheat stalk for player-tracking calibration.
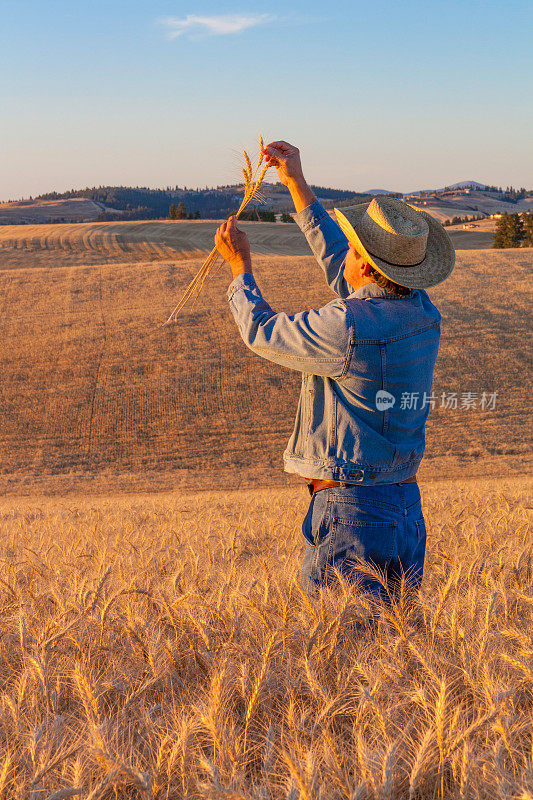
[242,631,276,759]
[283,751,313,800]
[164,135,268,324]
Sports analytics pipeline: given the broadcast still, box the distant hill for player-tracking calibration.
[0,183,369,225]
[407,181,489,196]
[2,180,531,226]
[364,189,399,196]
[409,181,489,194]
[403,187,533,224]
[441,180,488,191]
[0,197,123,225]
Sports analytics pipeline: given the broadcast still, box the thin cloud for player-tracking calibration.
[159,13,275,39]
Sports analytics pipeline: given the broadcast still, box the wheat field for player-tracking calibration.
[0,219,532,797]
[0,477,531,799]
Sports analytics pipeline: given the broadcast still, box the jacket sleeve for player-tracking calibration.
[227,272,351,377]
[294,199,356,299]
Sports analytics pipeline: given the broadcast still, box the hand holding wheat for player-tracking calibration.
[264,140,305,188]
[164,136,269,324]
[214,217,251,277]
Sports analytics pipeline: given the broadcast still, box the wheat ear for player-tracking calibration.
[164,136,268,325]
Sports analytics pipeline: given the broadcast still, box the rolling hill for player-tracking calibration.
[0,183,368,224]
[0,197,123,224]
[3,181,531,226]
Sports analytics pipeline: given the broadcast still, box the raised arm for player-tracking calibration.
[214,217,352,377]
[226,273,351,377]
[265,140,355,298]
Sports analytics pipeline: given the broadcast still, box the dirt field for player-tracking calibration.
[0,219,531,495]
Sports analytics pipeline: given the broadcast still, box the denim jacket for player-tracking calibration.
[226,200,442,484]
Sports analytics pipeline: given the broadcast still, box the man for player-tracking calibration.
[215,140,454,599]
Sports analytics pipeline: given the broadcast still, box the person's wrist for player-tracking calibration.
[286,175,308,192]
[230,256,252,279]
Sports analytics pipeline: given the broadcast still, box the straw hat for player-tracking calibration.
[334,197,455,289]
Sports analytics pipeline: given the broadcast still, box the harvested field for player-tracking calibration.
[440,228,494,249]
[0,215,531,495]
[0,220,311,271]
[0,217,495,274]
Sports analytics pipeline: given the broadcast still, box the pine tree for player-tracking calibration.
[281,212,295,223]
[493,214,511,248]
[194,210,201,219]
[522,213,533,247]
[258,210,276,222]
[168,203,177,220]
[176,202,187,220]
[507,213,524,247]
[493,213,524,248]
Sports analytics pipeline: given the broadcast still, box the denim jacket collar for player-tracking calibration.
[349,282,412,301]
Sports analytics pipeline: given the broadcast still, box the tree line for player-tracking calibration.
[493,212,533,248]
[31,183,365,222]
[484,186,531,202]
[232,208,295,223]
[168,203,200,220]
[443,214,486,226]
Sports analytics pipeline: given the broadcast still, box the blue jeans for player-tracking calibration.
[300,482,426,600]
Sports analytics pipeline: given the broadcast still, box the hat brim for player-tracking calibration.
[334,202,455,289]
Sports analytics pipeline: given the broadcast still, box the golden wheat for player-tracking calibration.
[0,478,531,797]
[164,136,269,324]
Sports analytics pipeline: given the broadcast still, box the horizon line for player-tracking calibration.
[3,179,532,205]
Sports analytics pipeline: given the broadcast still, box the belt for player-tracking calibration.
[305,475,417,496]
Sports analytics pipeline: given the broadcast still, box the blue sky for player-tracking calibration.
[1,0,531,200]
